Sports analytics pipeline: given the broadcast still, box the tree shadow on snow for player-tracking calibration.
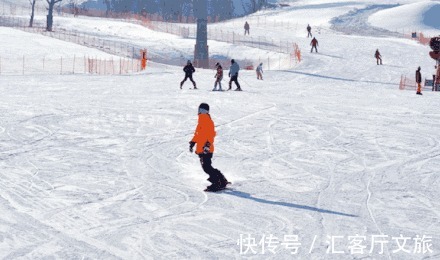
[223,190,357,218]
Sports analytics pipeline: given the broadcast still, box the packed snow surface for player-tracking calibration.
[0,0,439,259]
[369,1,440,36]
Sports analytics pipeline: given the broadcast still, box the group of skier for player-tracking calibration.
[375,48,437,95]
[180,59,259,91]
[306,24,319,53]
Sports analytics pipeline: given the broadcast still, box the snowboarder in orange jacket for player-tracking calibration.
[189,103,229,191]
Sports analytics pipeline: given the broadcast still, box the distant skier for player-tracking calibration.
[310,37,318,53]
[416,66,422,95]
[189,103,229,192]
[213,62,223,91]
[256,63,263,80]
[228,59,242,91]
[433,65,437,91]
[180,60,197,89]
[244,21,250,35]
[375,49,382,65]
[307,24,312,38]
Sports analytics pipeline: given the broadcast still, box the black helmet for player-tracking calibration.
[215,62,220,67]
[231,59,235,63]
[198,103,210,114]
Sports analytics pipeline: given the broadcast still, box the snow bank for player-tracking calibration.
[0,27,116,59]
[368,1,440,35]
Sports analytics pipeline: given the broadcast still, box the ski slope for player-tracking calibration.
[0,0,439,259]
[369,1,440,36]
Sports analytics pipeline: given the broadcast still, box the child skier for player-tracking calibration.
[256,63,263,80]
[189,103,229,191]
[213,63,223,91]
[416,66,422,95]
[180,60,197,89]
[228,59,242,91]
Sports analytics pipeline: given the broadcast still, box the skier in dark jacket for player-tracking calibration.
[189,103,229,191]
[180,60,197,89]
[228,59,242,91]
[244,21,250,35]
[310,37,318,53]
[416,66,422,95]
[307,24,312,38]
[375,49,382,65]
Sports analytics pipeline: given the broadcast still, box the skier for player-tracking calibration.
[244,21,250,35]
[180,60,197,89]
[189,103,229,192]
[307,24,312,38]
[256,63,263,80]
[228,59,242,91]
[310,37,318,53]
[375,49,382,65]
[213,62,223,91]
[433,65,437,91]
[416,66,422,95]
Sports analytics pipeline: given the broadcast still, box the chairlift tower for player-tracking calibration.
[193,0,209,68]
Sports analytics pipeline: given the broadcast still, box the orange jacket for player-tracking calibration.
[191,114,216,154]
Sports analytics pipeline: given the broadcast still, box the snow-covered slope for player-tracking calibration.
[0,0,439,259]
[0,27,115,59]
[369,0,440,35]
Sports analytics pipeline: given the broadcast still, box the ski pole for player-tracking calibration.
[239,75,252,88]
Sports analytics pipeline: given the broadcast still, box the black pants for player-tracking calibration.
[181,74,196,87]
[307,31,312,37]
[199,153,227,188]
[229,75,241,90]
[311,46,318,53]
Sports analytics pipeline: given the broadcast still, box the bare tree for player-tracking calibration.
[250,0,267,12]
[46,0,62,31]
[29,0,38,27]
[104,0,111,17]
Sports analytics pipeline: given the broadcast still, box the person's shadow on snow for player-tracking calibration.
[223,190,357,217]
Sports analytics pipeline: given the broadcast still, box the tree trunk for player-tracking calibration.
[46,3,53,31]
[46,0,62,31]
[29,0,36,27]
[104,0,111,17]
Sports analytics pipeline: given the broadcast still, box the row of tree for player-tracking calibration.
[28,0,268,31]
[97,0,268,21]
[29,0,62,31]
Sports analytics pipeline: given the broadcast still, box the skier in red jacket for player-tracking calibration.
[310,37,318,53]
[375,49,382,65]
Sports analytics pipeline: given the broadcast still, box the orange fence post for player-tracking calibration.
[140,49,147,70]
